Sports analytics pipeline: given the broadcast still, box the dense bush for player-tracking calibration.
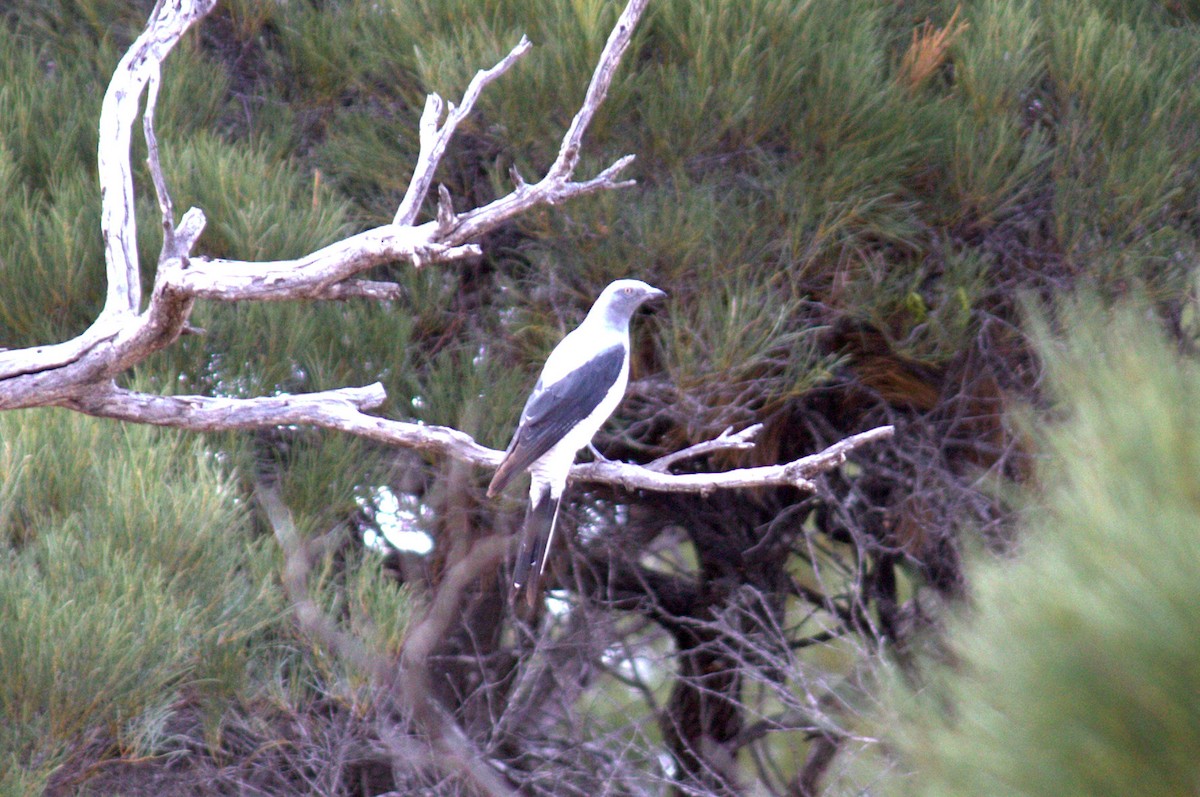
[851,305,1200,796]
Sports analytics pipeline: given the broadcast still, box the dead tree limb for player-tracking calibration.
[0,0,640,411]
[66,382,893,495]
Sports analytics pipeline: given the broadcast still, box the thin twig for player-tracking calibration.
[394,37,534,227]
[142,66,175,258]
[259,481,516,797]
[646,424,764,473]
[574,426,896,494]
[549,0,646,180]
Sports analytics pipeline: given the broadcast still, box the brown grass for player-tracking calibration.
[898,6,968,94]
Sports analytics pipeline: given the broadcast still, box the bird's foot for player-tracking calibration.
[587,442,612,462]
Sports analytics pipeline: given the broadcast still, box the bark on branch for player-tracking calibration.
[68,381,893,495]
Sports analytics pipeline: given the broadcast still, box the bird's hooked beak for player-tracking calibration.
[646,286,667,304]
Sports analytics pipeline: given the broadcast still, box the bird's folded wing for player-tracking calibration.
[487,344,625,495]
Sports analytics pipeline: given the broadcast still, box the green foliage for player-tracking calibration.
[274,430,386,529]
[410,339,534,449]
[152,308,413,531]
[276,0,388,107]
[1047,0,1200,260]
[399,0,624,163]
[0,29,105,344]
[835,244,992,362]
[662,268,830,431]
[0,24,312,346]
[151,40,235,140]
[162,132,352,261]
[218,0,285,46]
[316,106,421,221]
[276,0,628,215]
[0,0,154,53]
[945,0,1050,224]
[0,30,102,196]
[855,303,1200,796]
[0,409,280,781]
[639,0,873,163]
[293,547,416,703]
[0,170,106,344]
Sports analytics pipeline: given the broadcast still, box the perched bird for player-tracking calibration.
[488,279,666,607]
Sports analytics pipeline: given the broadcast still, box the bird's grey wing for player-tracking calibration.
[487,344,625,495]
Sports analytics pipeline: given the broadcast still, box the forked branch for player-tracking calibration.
[0,0,644,413]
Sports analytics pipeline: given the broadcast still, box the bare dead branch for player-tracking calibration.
[0,4,932,796]
[96,0,217,321]
[435,183,458,234]
[0,0,890,501]
[0,0,880,504]
[143,67,176,259]
[69,381,894,495]
[436,0,647,245]
[646,424,764,473]
[312,279,404,302]
[574,426,896,494]
[0,0,640,414]
[174,229,481,299]
[394,37,534,227]
[548,0,643,181]
[67,382,392,433]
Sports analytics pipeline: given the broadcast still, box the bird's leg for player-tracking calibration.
[587,441,612,462]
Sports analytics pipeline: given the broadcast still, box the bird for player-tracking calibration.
[488,279,666,607]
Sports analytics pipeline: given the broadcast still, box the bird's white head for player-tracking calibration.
[588,279,666,327]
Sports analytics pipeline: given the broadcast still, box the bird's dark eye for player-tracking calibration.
[623,287,632,295]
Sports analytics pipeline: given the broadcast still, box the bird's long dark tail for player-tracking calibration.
[512,485,562,608]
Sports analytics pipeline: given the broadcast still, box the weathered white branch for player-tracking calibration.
[144,67,177,258]
[438,0,646,247]
[572,426,896,495]
[394,37,534,228]
[176,225,478,299]
[0,0,645,413]
[67,381,895,495]
[96,0,217,321]
[646,424,764,473]
[549,0,642,181]
[316,279,404,301]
